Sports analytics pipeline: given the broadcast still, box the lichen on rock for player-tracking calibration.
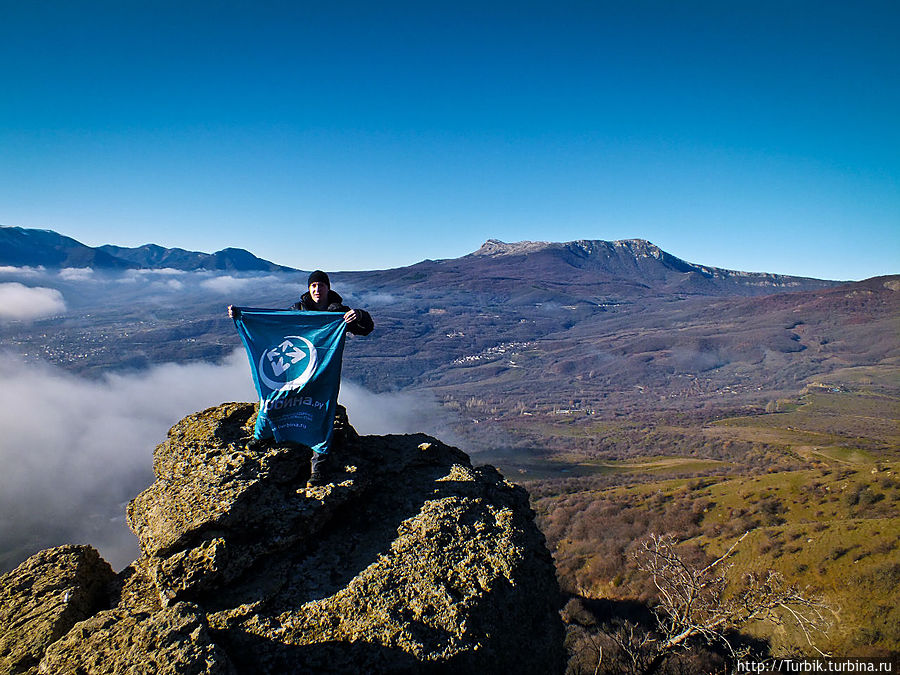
[0,402,565,674]
[0,544,115,674]
[39,601,236,675]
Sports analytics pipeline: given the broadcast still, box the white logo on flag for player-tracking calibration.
[258,336,318,392]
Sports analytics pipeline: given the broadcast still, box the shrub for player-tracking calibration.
[827,546,853,561]
[872,539,898,555]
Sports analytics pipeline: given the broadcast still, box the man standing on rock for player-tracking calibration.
[228,270,373,487]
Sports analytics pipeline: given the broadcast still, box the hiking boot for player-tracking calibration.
[306,452,328,487]
[246,436,271,451]
[306,467,327,487]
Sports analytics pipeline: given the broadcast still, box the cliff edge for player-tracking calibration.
[0,403,565,674]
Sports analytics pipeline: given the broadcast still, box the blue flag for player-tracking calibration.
[233,309,347,453]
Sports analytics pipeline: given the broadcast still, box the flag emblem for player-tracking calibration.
[258,335,318,392]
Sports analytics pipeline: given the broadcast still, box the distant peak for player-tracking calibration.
[471,238,660,257]
[472,239,552,256]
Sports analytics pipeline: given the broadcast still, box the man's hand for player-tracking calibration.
[227,305,239,319]
[343,309,358,324]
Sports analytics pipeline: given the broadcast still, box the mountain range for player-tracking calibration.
[1,225,844,297]
[0,226,293,272]
[0,226,890,410]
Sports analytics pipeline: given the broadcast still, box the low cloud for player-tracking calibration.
[339,381,449,437]
[145,268,187,276]
[0,350,454,572]
[669,347,727,372]
[151,278,185,291]
[58,267,95,281]
[0,350,256,572]
[200,275,280,294]
[130,268,188,278]
[0,265,45,278]
[353,292,398,306]
[117,268,188,284]
[201,275,253,293]
[0,283,66,320]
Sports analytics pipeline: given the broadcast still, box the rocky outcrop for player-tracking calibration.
[39,601,236,675]
[0,545,115,674]
[0,403,565,674]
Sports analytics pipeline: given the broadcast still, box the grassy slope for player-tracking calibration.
[529,386,900,657]
[686,466,899,655]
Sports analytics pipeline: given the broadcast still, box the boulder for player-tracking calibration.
[1,403,566,674]
[39,602,235,675]
[0,544,115,674]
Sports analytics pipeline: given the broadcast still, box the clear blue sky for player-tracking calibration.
[1,1,897,280]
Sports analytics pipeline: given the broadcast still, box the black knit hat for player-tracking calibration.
[307,270,330,287]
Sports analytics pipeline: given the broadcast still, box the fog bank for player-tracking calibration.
[0,282,67,321]
[0,351,453,572]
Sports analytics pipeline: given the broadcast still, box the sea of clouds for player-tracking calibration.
[0,349,448,572]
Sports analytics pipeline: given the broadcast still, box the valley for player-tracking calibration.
[528,381,899,660]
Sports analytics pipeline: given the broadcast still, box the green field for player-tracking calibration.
[528,386,900,658]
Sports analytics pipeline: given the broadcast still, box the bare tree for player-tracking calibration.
[566,532,833,675]
[634,532,833,673]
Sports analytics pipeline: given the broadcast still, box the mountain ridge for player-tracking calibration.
[345,237,841,300]
[0,226,136,270]
[1,226,850,297]
[471,237,835,284]
[0,226,294,273]
[469,237,840,284]
[97,243,296,273]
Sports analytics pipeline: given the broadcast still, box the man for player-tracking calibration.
[290,270,374,336]
[228,270,373,486]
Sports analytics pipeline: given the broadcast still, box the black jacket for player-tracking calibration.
[290,290,374,336]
